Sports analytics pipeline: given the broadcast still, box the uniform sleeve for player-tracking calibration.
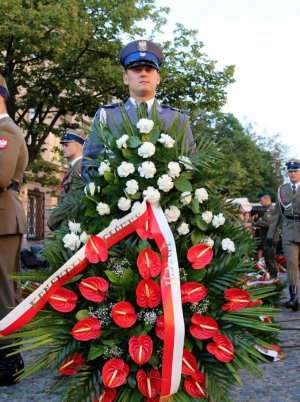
[0,122,22,190]
[267,198,282,239]
[81,108,106,181]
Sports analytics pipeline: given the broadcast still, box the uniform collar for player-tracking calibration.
[70,155,82,166]
[0,113,9,120]
[129,97,155,111]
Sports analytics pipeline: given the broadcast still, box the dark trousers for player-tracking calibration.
[262,243,278,276]
[0,234,22,341]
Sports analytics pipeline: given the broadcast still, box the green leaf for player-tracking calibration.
[190,198,199,214]
[191,229,205,245]
[127,136,142,148]
[119,268,135,286]
[195,216,208,231]
[104,171,115,182]
[188,268,206,282]
[174,177,193,192]
[75,309,89,320]
[127,374,137,389]
[87,344,105,361]
[130,191,141,200]
[104,270,120,284]
[122,148,134,159]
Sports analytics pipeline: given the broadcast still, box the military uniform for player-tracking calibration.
[268,159,300,310]
[47,130,85,231]
[82,39,194,178]
[253,203,279,276]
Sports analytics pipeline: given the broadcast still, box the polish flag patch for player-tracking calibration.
[0,138,8,149]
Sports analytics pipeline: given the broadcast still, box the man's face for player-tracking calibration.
[123,66,160,100]
[288,170,300,184]
[260,195,271,206]
[61,141,80,162]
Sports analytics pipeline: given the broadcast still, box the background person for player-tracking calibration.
[0,74,28,385]
[82,39,194,178]
[252,191,279,277]
[47,129,86,231]
[267,159,300,311]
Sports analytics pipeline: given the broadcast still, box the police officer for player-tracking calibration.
[0,74,28,385]
[82,39,194,177]
[267,159,300,311]
[47,129,86,231]
[252,191,279,277]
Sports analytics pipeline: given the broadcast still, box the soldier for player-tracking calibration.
[82,39,194,178]
[267,159,300,311]
[252,191,279,277]
[0,74,28,385]
[47,129,86,231]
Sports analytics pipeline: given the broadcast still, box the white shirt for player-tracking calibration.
[70,155,82,166]
[0,113,9,120]
[291,181,300,191]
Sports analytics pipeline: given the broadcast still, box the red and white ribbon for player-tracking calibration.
[0,201,185,397]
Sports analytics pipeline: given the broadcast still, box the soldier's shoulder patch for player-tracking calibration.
[161,104,187,114]
[0,138,8,149]
[101,102,122,109]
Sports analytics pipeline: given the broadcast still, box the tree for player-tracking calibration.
[194,112,286,200]
[0,1,234,173]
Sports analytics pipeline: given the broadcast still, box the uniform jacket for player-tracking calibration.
[82,98,194,178]
[0,116,28,235]
[267,183,300,242]
[253,204,279,244]
[47,158,82,231]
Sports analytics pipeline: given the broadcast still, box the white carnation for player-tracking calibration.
[138,142,156,158]
[203,237,214,248]
[98,161,111,176]
[165,205,181,223]
[117,161,135,177]
[181,191,192,205]
[143,187,161,204]
[125,179,139,195]
[136,118,154,134]
[96,202,110,215]
[179,155,193,170]
[212,213,226,228]
[168,161,181,178]
[202,211,213,224]
[138,161,157,179]
[157,133,175,148]
[116,134,129,149]
[222,238,236,253]
[84,182,97,196]
[177,222,190,235]
[68,221,81,234]
[118,197,131,211]
[132,201,142,211]
[157,174,174,192]
[80,231,89,244]
[62,233,81,251]
[195,188,209,203]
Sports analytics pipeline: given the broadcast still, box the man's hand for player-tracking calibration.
[266,238,273,247]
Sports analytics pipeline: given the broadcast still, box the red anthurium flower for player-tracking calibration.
[102,358,129,388]
[181,282,207,304]
[261,316,272,323]
[79,277,108,302]
[187,244,213,269]
[85,235,108,264]
[182,348,198,375]
[71,317,101,341]
[137,248,161,279]
[129,334,153,365]
[49,287,78,312]
[206,334,234,362]
[222,288,251,312]
[111,301,137,328]
[136,368,161,399]
[59,352,86,376]
[94,387,117,402]
[184,371,206,398]
[155,315,164,340]
[136,220,153,240]
[136,279,161,308]
[248,299,263,307]
[189,314,219,340]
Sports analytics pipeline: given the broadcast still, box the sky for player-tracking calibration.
[154,0,300,159]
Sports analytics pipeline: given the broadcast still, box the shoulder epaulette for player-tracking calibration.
[161,104,187,114]
[101,102,122,109]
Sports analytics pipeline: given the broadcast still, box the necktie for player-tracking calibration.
[292,184,296,194]
[60,169,69,189]
[140,102,148,115]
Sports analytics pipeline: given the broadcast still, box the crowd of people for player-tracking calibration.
[1,38,300,388]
